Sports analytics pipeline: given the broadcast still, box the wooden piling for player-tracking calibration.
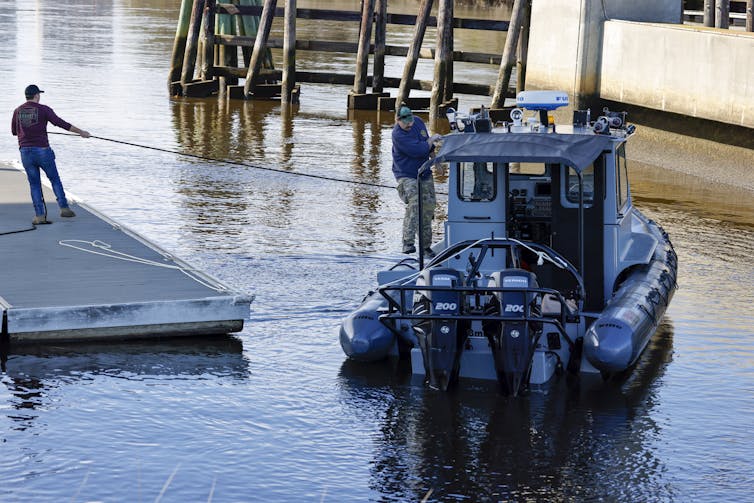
[491,0,525,109]
[372,0,387,93]
[704,0,715,27]
[430,0,453,126]
[442,0,454,104]
[235,0,261,67]
[244,0,277,97]
[217,3,238,85]
[353,0,376,95]
[747,0,753,32]
[396,0,434,108]
[169,0,195,92]
[180,0,207,87]
[282,0,296,104]
[200,0,217,80]
[715,0,729,28]
[234,10,252,67]
[515,0,530,95]
[174,1,510,107]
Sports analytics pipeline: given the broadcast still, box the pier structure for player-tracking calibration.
[168,0,531,119]
[0,167,251,345]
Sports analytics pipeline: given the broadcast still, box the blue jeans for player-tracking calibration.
[20,147,69,216]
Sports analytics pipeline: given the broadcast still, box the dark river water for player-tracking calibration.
[1,1,753,501]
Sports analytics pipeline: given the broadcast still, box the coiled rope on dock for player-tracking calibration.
[50,132,448,194]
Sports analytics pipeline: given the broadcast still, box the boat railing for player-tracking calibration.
[377,283,579,349]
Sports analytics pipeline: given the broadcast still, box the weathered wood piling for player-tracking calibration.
[281,0,295,104]
[394,0,433,109]
[491,0,526,109]
[169,0,520,120]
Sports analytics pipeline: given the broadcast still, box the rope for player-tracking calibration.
[0,226,36,236]
[58,239,229,293]
[507,238,569,269]
[50,131,449,195]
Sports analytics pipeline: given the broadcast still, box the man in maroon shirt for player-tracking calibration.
[11,84,90,225]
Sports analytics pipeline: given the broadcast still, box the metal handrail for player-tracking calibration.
[377,283,578,349]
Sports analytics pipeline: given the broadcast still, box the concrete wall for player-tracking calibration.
[527,0,680,101]
[526,0,754,128]
[600,22,754,128]
[526,0,595,98]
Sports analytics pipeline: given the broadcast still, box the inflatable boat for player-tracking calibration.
[340,91,677,395]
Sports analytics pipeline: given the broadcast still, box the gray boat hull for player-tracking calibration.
[584,220,677,373]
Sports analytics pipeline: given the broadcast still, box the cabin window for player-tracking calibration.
[616,144,629,211]
[565,164,594,206]
[509,162,547,176]
[458,162,496,201]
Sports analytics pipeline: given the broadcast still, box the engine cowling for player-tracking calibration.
[485,269,542,396]
[413,268,465,390]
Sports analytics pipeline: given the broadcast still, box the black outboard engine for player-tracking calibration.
[485,269,542,396]
[412,268,465,391]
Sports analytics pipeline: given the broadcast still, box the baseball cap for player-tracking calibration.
[25,84,44,97]
[397,105,413,124]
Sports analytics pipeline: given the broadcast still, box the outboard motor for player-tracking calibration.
[485,269,542,396]
[412,268,465,390]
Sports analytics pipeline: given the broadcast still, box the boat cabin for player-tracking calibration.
[432,93,652,314]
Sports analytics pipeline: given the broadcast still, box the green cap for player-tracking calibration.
[397,105,413,124]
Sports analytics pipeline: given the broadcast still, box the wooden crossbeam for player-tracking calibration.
[215,4,509,31]
[212,66,500,96]
[214,35,502,65]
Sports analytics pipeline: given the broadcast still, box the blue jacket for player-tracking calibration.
[391,116,433,180]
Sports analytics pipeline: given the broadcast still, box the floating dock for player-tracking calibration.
[0,166,251,344]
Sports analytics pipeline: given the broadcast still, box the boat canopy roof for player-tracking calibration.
[432,132,615,172]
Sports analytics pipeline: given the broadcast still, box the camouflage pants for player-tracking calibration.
[397,176,436,249]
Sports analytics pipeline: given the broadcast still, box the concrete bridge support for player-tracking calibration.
[526,0,680,110]
[526,0,754,130]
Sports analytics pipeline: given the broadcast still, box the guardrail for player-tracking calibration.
[683,0,753,31]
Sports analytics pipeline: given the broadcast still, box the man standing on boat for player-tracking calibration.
[11,84,90,225]
[392,105,441,257]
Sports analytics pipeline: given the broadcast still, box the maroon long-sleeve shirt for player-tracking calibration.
[11,101,72,148]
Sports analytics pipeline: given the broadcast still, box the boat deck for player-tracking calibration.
[0,166,251,344]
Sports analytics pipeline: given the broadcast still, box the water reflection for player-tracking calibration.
[348,113,387,252]
[168,98,413,254]
[338,321,674,501]
[1,336,248,431]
